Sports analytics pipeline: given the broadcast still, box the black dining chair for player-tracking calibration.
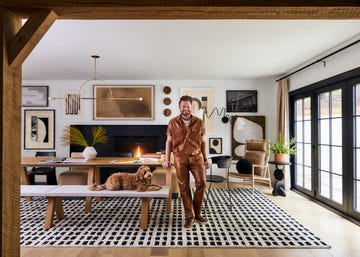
[204,155,232,211]
[28,151,57,185]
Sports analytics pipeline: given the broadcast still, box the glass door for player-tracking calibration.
[317,88,343,206]
[294,96,312,192]
[290,69,360,221]
[351,81,360,219]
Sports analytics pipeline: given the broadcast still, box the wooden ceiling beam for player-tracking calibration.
[36,7,360,20]
[2,1,360,19]
[7,9,57,69]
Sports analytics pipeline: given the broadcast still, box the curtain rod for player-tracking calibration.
[276,38,360,82]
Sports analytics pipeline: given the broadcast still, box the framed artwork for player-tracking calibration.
[231,115,265,160]
[22,86,49,107]
[65,93,81,115]
[24,109,55,149]
[226,90,257,112]
[180,88,215,133]
[93,85,154,120]
[209,137,222,154]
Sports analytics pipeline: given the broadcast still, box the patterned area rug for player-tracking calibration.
[20,188,330,248]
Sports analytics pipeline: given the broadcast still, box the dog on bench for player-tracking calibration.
[88,165,162,192]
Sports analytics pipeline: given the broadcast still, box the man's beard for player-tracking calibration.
[181,110,190,118]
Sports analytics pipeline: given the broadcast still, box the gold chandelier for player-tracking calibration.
[48,55,143,114]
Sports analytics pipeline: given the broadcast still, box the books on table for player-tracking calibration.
[39,157,88,163]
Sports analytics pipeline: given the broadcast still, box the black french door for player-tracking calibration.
[290,68,360,221]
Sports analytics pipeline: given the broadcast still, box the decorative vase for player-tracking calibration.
[274,153,288,163]
[82,146,97,160]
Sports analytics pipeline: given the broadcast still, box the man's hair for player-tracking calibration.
[179,95,193,105]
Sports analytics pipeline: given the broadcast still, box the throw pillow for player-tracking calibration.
[236,159,252,174]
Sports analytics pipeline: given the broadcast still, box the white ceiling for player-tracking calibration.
[22,19,360,81]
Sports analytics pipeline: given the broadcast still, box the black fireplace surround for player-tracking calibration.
[70,124,167,182]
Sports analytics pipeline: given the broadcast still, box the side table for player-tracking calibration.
[268,161,291,197]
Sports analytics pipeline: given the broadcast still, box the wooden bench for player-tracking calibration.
[21,185,171,230]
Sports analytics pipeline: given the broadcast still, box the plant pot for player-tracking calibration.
[274,153,288,163]
[82,146,97,160]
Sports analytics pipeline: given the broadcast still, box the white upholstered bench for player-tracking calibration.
[21,185,171,230]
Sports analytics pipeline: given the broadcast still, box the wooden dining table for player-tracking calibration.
[21,156,172,211]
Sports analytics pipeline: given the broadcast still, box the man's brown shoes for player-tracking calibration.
[184,215,208,229]
[195,215,208,223]
[184,216,195,229]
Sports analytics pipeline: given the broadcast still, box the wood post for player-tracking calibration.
[0,7,21,257]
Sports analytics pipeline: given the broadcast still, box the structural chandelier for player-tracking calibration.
[49,55,144,101]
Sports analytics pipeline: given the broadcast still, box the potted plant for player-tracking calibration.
[270,132,296,163]
[61,126,108,160]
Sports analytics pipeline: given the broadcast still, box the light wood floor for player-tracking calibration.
[21,182,360,257]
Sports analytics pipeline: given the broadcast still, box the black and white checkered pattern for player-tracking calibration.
[20,188,329,248]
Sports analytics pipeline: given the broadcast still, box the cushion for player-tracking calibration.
[236,159,252,174]
[245,151,265,176]
[246,141,267,152]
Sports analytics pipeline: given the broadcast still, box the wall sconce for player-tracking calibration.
[202,106,230,124]
[49,55,143,115]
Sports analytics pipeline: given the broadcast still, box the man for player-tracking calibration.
[162,95,211,229]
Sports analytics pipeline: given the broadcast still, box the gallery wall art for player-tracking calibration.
[226,90,257,112]
[24,109,55,149]
[231,115,265,159]
[21,86,48,107]
[93,85,154,120]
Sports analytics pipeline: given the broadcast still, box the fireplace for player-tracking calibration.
[70,125,167,156]
[70,125,167,182]
[113,135,160,158]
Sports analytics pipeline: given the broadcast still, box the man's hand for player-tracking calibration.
[204,159,211,169]
[162,160,171,168]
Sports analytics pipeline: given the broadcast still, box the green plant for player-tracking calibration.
[61,126,108,147]
[270,132,296,155]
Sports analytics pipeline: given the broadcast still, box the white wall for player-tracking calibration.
[289,42,360,91]
[21,79,278,178]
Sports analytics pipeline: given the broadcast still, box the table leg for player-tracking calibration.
[85,166,95,212]
[94,167,101,202]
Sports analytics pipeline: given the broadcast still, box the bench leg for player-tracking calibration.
[45,197,65,229]
[166,197,172,214]
[54,197,65,220]
[140,197,150,230]
[85,197,92,213]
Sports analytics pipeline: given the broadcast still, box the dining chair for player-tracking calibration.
[58,152,88,185]
[28,151,57,185]
[204,155,232,211]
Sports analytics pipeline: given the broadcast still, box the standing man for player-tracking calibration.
[162,95,211,229]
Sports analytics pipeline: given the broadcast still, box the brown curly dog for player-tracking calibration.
[88,165,161,192]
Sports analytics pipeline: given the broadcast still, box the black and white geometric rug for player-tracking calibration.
[20,188,330,248]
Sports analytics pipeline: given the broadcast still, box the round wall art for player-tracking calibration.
[163,86,171,94]
[163,97,171,105]
[164,108,172,117]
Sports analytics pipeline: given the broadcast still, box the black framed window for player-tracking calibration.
[290,67,360,221]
